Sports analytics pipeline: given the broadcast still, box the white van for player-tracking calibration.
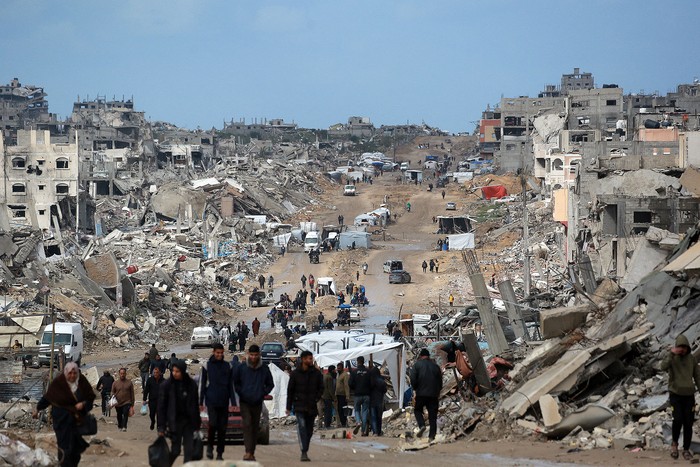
[304,231,321,252]
[38,322,84,366]
[343,185,356,196]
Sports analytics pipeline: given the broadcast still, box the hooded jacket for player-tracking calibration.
[349,364,372,396]
[409,357,443,398]
[233,359,274,406]
[157,376,201,432]
[287,365,323,415]
[661,334,700,396]
[199,355,236,407]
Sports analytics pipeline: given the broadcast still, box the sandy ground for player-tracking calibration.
[34,165,683,465]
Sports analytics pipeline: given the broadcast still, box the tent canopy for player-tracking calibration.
[296,331,393,353]
[481,185,508,200]
[338,231,371,249]
[314,342,406,403]
[446,233,475,250]
[265,363,290,419]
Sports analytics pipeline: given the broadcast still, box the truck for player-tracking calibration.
[38,322,83,366]
[304,231,321,253]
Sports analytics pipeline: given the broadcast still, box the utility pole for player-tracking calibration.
[75,130,80,242]
[521,147,531,297]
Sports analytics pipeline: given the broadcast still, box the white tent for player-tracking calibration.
[314,342,406,403]
[295,331,393,354]
[338,231,371,250]
[446,233,475,250]
[265,363,290,419]
[272,232,292,247]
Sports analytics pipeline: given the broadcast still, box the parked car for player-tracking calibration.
[249,290,273,307]
[190,326,220,349]
[383,259,403,273]
[446,202,456,211]
[261,342,285,368]
[389,270,411,284]
[200,397,271,445]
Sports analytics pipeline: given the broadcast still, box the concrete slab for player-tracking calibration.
[84,253,120,288]
[620,238,667,291]
[539,394,562,427]
[539,304,591,339]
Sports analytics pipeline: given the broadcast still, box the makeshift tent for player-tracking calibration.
[296,331,393,353]
[316,277,336,295]
[272,232,292,247]
[265,363,290,419]
[446,233,475,250]
[338,231,372,250]
[314,342,407,403]
[481,185,508,200]
[353,214,377,226]
[0,315,44,348]
[437,216,474,234]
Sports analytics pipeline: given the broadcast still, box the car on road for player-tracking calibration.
[249,290,273,307]
[261,342,285,368]
[389,270,411,284]
[446,202,456,211]
[200,397,271,445]
[343,185,356,196]
[190,326,220,349]
[383,259,403,273]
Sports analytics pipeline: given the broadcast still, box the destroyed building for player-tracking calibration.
[0,78,51,145]
[223,117,298,140]
[0,130,78,231]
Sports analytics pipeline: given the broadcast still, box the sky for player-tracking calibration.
[1,0,699,134]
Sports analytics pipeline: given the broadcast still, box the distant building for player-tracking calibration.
[223,118,298,139]
[0,130,78,230]
[329,117,375,138]
[560,68,594,94]
[0,78,50,145]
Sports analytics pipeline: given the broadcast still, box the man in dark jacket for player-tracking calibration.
[322,365,336,428]
[233,344,274,462]
[349,356,373,436]
[150,354,167,375]
[661,334,700,460]
[143,366,164,430]
[158,360,201,465]
[369,366,387,436]
[287,350,323,462]
[138,352,151,390]
[96,369,114,417]
[200,343,236,460]
[409,349,442,441]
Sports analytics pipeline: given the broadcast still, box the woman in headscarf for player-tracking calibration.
[32,362,96,467]
[157,359,201,465]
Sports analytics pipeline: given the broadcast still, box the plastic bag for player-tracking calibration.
[140,404,148,416]
[191,431,203,461]
[148,436,170,467]
[108,395,118,408]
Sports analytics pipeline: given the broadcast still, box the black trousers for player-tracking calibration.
[414,396,438,439]
[670,392,695,450]
[323,398,334,428]
[240,402,262,455]
[170,420,195,464]
[207,406,228,455]
[148,399,158,427]
[336,395,348,427]
[115,404,131,429]
[100,391,110,415]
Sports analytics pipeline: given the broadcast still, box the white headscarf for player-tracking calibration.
[64,362,80,393]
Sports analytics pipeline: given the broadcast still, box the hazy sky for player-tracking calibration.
[2,0,699,133]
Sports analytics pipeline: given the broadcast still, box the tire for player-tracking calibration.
[258,427,270,445]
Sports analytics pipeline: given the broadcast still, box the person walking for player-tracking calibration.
[252,317,260,337]
[422,260,428,273]
[449,294,454,307]
[158,360,201,465]
[369,368,387,436]
[322,365,337,428]
[434,260,440,273]
[238,327,247,353]
[148,343,159,363]
[96,369,114,417]
[111,368,135,432]
[429,259,435,272]
[287,350,324,462]
[349,356,372,436]
[200,343,236,460]
[168,353,178,376]
[335,362,350,427]
[362,263,368,275]
[409,349,442,442]
[33,362,95,467]
[258,274,266,289]
[268,275,274,289]
[138,352,151,390]
[150,354,167,375]
[661,334,700,460]
[143,366,165,431]
[301,274,307,289]
[234,345,274,462]
[308,274,315,290]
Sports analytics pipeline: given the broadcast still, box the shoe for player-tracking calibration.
[353,425,361,435]
[361,432,368,437]
[429,437,435,443]
[216,454,223,461]
[300,452,310,462]
[206,447,213,460]
[150,422,155,430]
[683,450,694,461]
[416,426,426,438]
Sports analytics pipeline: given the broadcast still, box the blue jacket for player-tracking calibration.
[199,356,236,407]
[233,359,274,406]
